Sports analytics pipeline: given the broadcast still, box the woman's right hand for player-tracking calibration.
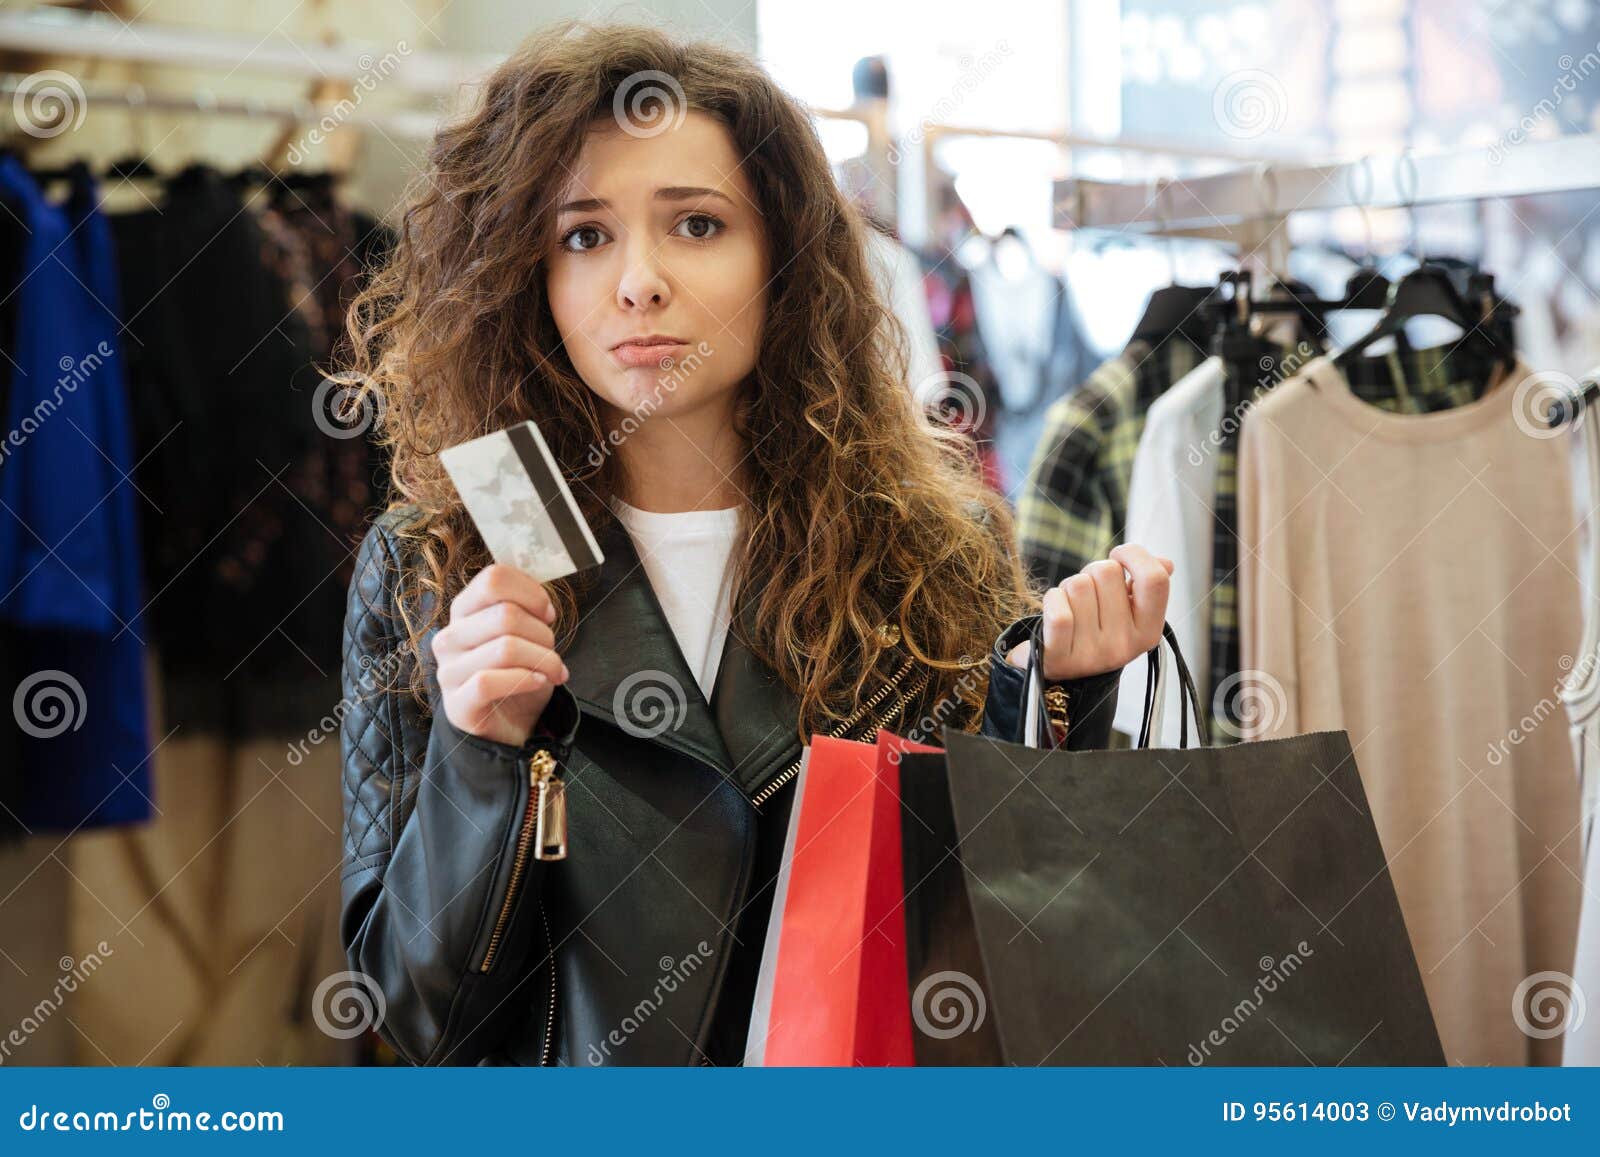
[433,564,570,747]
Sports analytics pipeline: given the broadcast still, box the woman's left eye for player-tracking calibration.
[674,213,724,241]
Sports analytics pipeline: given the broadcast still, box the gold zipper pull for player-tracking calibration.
[530,750,568,861]
[1043,684,1071,746]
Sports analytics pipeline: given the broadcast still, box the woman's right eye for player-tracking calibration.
[560,224,609,253]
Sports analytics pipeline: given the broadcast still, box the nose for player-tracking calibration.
[616,237,671,311]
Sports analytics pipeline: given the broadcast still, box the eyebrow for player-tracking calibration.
[556,186,735,213]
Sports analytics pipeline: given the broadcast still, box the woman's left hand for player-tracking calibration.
[1007,544,1174,681]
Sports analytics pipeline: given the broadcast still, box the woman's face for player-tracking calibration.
[545,109,770,425]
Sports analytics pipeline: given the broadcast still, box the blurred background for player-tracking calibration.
[1,0,1597,1066]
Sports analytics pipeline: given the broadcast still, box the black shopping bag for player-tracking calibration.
[899,620,1444,1066]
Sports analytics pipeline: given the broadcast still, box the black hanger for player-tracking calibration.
[1206,271,1282,426]
[1131,283,1213,348]
[1333,261,1515,377]
[1336,268,1390,310]
[270,169,339,211]
[1254,277,1331,343]
[227,163,275,190]
[104,155,159,183]
[1207,272,1336,344]
[279,169,332,189]
[1467,269,1520,356]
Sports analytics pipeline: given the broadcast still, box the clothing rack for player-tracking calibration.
[1052,135,1600,273]
[900,122,1287,251]
[0,73,440,138]
[0,7,486,94]
[1553,365,1600,427]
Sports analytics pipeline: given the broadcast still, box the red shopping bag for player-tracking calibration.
[745,732,938,1065]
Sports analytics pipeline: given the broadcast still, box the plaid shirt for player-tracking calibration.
[1017,335,1206,588]
[1209,342,1501,743]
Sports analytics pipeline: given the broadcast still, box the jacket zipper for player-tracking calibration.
[496,651,933,1061]
[479,749,567,974]
[748,659,930,808]
[722,660,929,1063]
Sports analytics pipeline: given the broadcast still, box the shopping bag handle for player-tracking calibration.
[1137,631,1171,749]
[1020,615,1058,749]
[1019,619,1210,750]
[1137,623,1210,749]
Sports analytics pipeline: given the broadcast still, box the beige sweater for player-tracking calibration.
[1238,355,1584,1066]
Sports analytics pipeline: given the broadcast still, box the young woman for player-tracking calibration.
[338,22,1174,1067]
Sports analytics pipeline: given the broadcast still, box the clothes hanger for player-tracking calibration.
[1251,277,1332,344]
[1337,156,1390,309]
[1332,266,1515,374]
[105,155,160,182]
[1205,270,1295,430]
[1332,266,1513,369]
[1338,267,1391,310]
[1132,285,1215,347]
[1330,152,1516,387]
[1129,179,1213,349]
[1242,165,1333,348]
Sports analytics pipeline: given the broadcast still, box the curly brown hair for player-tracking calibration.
[339,20,1041,741]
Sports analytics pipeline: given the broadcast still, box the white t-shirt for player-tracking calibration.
[1113,356,1225,745]
[610,497,742,700]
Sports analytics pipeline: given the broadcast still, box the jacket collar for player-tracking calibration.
[562,516,803,797]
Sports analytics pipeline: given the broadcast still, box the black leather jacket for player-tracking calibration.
[338,506,1121,1066]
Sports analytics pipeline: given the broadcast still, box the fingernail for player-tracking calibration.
[560,663,570,681]
[530,673,547,687]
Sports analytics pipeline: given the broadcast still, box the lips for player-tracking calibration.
[611,335,687,350]
[611,337,688,368]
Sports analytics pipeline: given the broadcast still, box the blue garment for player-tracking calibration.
[0,156,153,830]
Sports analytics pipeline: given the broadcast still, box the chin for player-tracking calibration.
[603,368,682,413]
[605,368,725,419]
